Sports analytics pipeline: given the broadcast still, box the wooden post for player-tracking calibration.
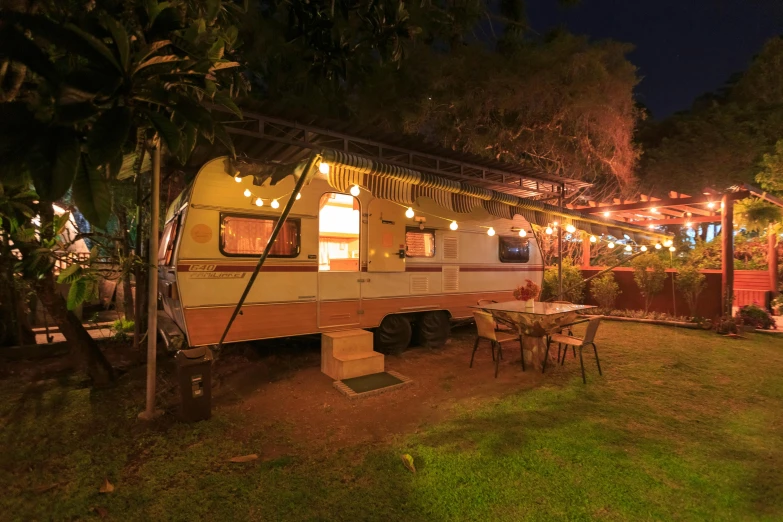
[769,223,778,293]
[721,194,734,316]
[582,232,591,268]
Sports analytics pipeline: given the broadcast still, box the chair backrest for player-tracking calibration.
[473,311,498,341]
[476,299,497,307]
[552,300,572,304]
[583,317,602,344]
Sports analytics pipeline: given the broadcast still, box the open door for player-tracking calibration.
[367,199,407,272]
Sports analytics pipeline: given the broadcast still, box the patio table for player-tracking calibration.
[470,301,596,371]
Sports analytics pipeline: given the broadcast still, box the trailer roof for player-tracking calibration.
[212,103,591,201]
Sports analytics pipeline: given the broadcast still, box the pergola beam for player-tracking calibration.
[643,215,722,226]
[583,191,749,214]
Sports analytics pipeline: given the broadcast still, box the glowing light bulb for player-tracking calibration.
[603,211,610,218]
[686,222,692,228]
[669,246,676,252]
[545,227,553,235]
[655,243,662,250]
[518,229,527,237]
[589,235,597,243]
[553,221,559,227]
[318,162,330,174]
[640,245,648,252]
[450,221,458,231]
[651,207,658,213]
[625,245,632,252]
[255,198,263,207]
[565,224,576,233]
[707,201,715,209]
[295,193,301,200]
[350,185,361,197]
[664,239,673,247]
[405,207,415,219]
[487,227,496,237]
[234,175,242,183]
[648,224,654,229]
[686,211,692,217]
[243,189,251,197]
[271,199,280,209]
[607,242,615,249]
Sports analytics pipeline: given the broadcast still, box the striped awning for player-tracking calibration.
[321,150,671,243]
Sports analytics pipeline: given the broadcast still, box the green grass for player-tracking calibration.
[2,323,783,521]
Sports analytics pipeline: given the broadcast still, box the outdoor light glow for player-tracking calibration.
[664,239,673,247]
[271,199,280,209]
[350,185,361,197]
[686,222,692,228]
[519,229,527,237]
[641,245,648,252]
[707,202,715,209]
[234,175,242,183]
[243,188,251,197]
[553,221,559,226]
[625,245,632,252]
[295,192,302,200]
[648,224,654,229]
[450,220,459,231]
[319,162,330,174]
[589,235,597,243]
[566,224,576,233]
[686,211,692,217]
[603,211,610,218]
[651,207,658,213]
[607,242,615,249]
[655,243,662,250]
[255,197,263,207]
[669,246,676,252]
[487,227,496,236]
[545,226,553,235]
[405,207,415,219]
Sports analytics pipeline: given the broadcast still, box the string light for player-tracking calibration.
[487,227,496,237]
[655,243,662,250]
[234,175,242,183]
[450,220,458,231]
[669,246,676,252]
[318,162,330,174]
[640,245,648,252]
[565,224,576,233]
[603,211,610,218]
[707,201,715,209]
[350,185,361,197]
[243,189,251,197]
[405,207,415,219]
[664,239,673,247]
[686,211,692,217]
[625,245,632,252]
[545,226,553,235]
[553,221,559,227]
[607,242,615,249]
[648,224,655,229]
[271,199,280,209]
[685,222,692,228]
[589,235,597,243]
[651,207,658,213]
[296,193,301,200]
[255,197,263,207]
[518,229,527,237]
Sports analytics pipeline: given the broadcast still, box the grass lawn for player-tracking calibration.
[2,322,783,521]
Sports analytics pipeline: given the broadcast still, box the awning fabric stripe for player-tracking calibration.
[321,150,670,242]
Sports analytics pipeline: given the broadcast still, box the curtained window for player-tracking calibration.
[405,229,435,258]
[220,214,300,257]
[499,237,529,263]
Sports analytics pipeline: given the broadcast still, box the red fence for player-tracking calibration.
[580,268,770,318]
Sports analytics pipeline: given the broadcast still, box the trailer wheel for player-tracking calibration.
[374,314,412,354]
[415,311,451,348]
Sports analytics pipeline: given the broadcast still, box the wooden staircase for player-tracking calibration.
[321,330,384,380]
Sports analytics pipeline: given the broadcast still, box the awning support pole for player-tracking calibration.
[216,154,319,351]
[558,184,564,299]
[721,194,734,316]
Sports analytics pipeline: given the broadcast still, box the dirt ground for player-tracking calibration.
[209,324,571,457]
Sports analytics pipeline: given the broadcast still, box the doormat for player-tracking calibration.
[333,371,412,399]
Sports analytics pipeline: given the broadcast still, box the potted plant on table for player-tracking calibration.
[513,279,541,309]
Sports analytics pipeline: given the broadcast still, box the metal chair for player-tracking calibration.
[471,311,525,377]
[543,317,603,383]
[476,299,513,332]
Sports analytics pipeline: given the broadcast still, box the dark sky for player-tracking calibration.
[526,0,783,119]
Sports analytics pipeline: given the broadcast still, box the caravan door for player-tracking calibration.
[317,193,362,328]
[367,198,406,272]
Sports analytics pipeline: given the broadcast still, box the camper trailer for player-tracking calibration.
[158,156,545,352]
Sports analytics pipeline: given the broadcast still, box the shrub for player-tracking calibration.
[112,318,135,341]
[590,272,621,309]
[737,305,775,330]
[631,253,666,314]
[542,259,584,303]
[675,264,707,317]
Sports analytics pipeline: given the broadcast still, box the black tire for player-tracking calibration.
[374,314,412,354]
[415,311,451,348]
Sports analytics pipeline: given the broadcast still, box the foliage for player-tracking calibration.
[675,264,707,318]
[772,294,783,314]
[592,308,692,323]
[734,198,781,232]
[590,272,621,309]
[112,318,135,341]
[55,249,100,311]
[631,253,666,314]
[513,279,540,301]
[542,258,584,303]
[687,233,780,271]
[737,304,776,330]
[713,316,745,335]
[0,0,245,226]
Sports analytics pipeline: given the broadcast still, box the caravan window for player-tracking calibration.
[405,229,435,258]
[220,214,300,257]
[319,193,360,271]
[159,217,179,265]
[499,236,530,263]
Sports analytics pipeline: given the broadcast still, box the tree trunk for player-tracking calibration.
[36,271,115,385]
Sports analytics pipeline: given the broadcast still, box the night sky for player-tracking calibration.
[527,0,783,119]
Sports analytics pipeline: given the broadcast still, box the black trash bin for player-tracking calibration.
[176,346,213,422]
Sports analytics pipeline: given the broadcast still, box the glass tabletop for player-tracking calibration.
[471,300,596,316]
